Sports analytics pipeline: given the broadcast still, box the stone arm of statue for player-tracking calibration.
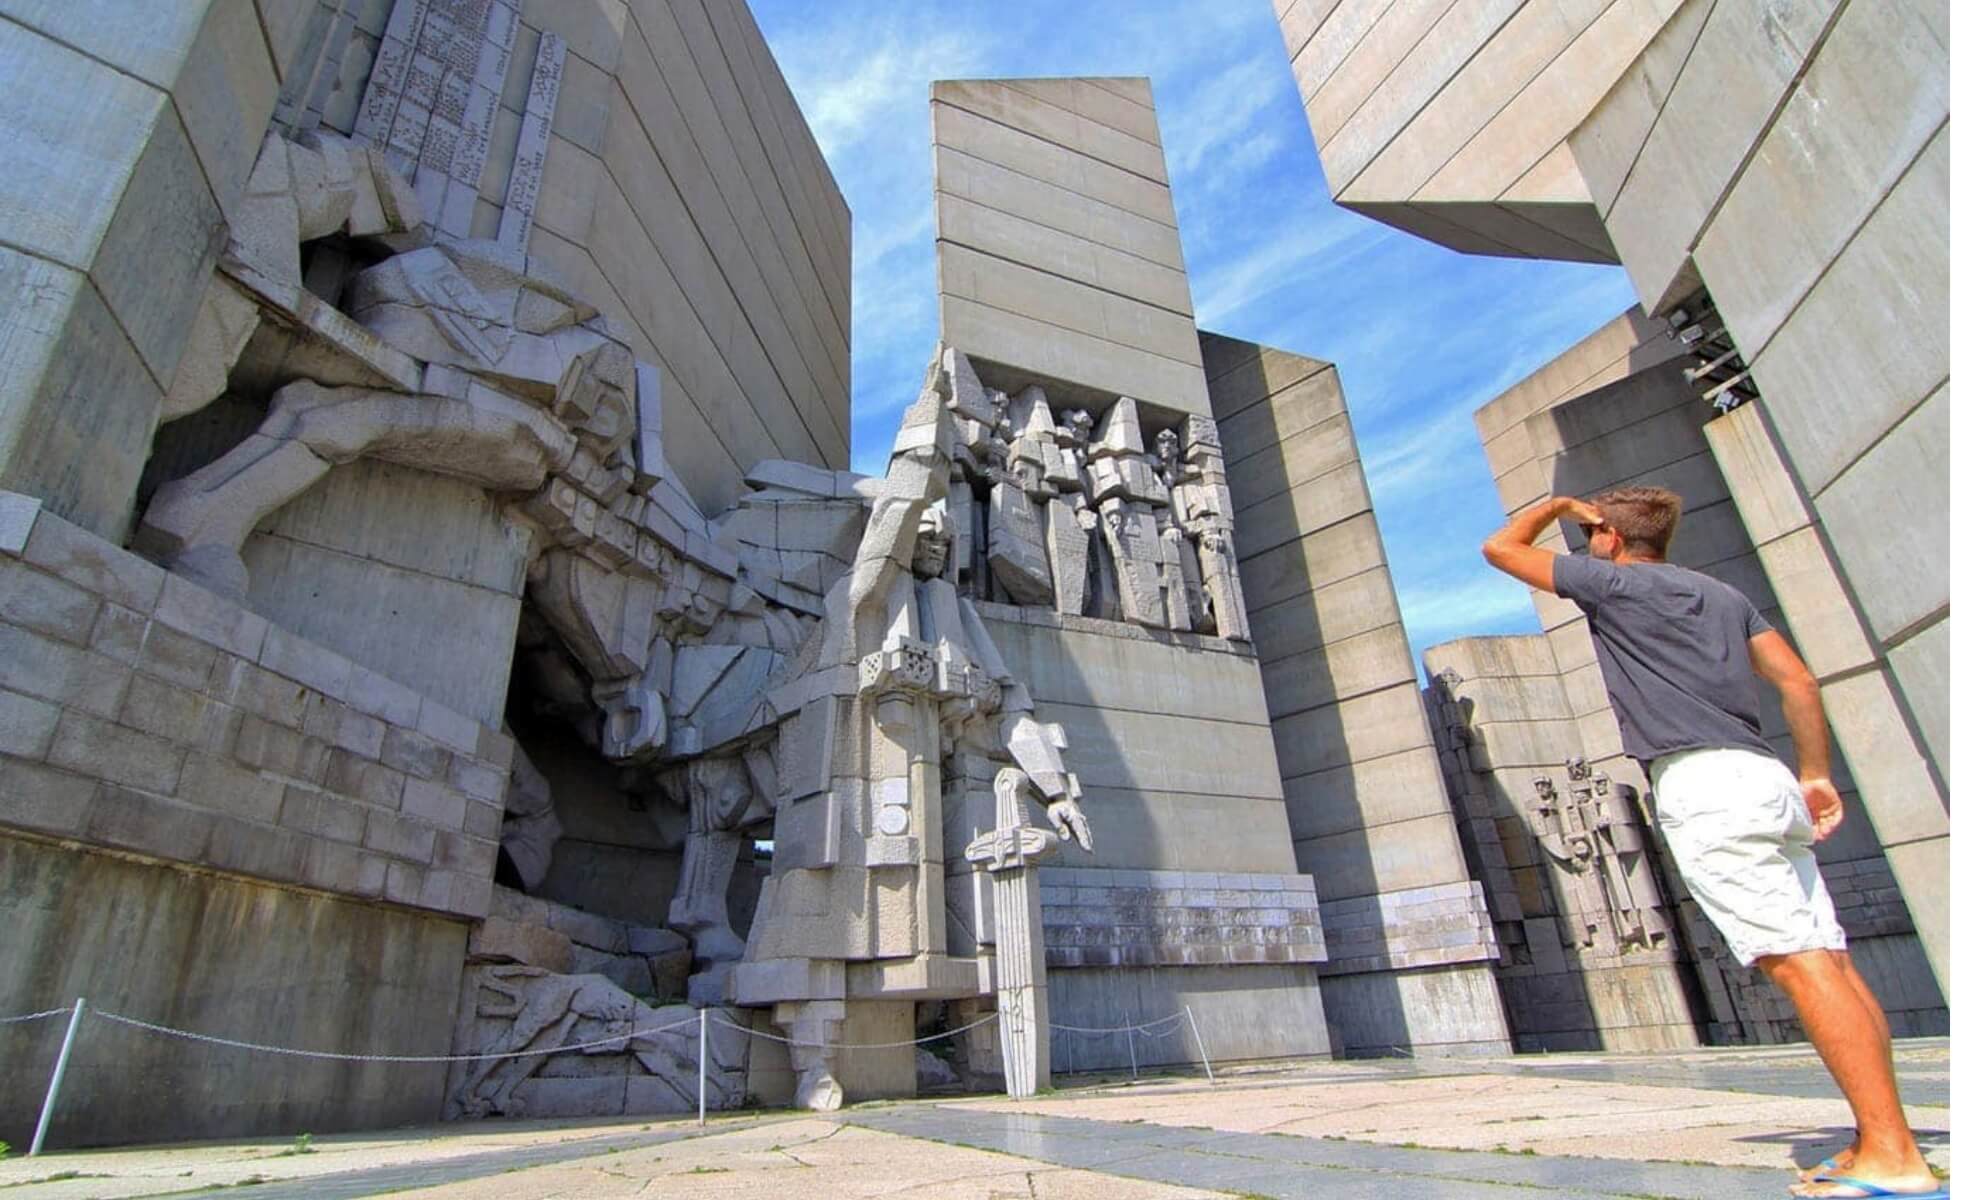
[998,707,1091,852]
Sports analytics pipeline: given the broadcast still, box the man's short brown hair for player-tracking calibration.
[1590,486,1682,558]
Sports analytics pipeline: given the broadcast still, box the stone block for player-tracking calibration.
[0,558,99,644]
[322,748,406,808]
[258,625,353,699]
[1880,836,1948,993]
[47,709,183,794]
[85,783,213,862]
[1295,811,1474,904]
[0,753,96,835]
[0,491,40,554]
[1755,527,1876,679]
[430,829,498,877]
[1752,124,1947,498]
[417,696,481,755]
[1693,0,1946,357]
[1701,401,1808,548]
[1885,618,1947,784]
[302,836,388,897]
[1270,680,1433,781]
[137,621,222,693]
[91,100,224,389]
[1237,511,1388,615]
[400,777,467,831]
[467,915,575,972]
[89,603,148,666]
[1813,384,1947,645]
[1466,718,1584,772]
[364,808,437,862]
[1822,669,1946,846]
[200,812,311,883]
[381,724,451,780]
[383,859,428,906]
[345,663,423,727]
[332,706,387,758]
[0,263,161,542]
[0,20,165,268]
[448,754,506,803]
[278,784,366,844]
[155,573,268,659]
[121,672,236,751]
[1233,461,1373,561]
[0,687,60,759]
[1281,745,1452,843]
[20,510,165,611]
[545,902,627,954]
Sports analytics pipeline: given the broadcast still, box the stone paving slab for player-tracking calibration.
[846,1104,1792,1199]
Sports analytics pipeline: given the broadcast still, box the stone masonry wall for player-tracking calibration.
[1,492,511,919]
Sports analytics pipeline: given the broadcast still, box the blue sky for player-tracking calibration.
[750,0,1643,669]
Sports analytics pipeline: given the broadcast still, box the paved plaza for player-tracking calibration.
[0,1040,1949,1198]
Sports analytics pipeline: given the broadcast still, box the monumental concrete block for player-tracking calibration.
[1603,0,1842,311]
[1281,745,1452,842]
[1233,461,1373,560]
[1294,808,1472,905]
[1259,622,1415,718]
[1236,511,1386,612]
[1812,384,1948,645]
[1884,618,1947,784]
[1692,0,1947,356]
[1272,680,1433,781]
[172,0,280,220]
[1753,527,1876,680]
[934,145,1184,271]
[1821,669,1946,845]
[1879,835,1948,994]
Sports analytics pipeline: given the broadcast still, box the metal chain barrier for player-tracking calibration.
[0,1008,73,1026]
[88,1008,703,1064]
[710,1010,1000,1049]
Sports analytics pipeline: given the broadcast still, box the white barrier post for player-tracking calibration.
[1122,1011,1137,1082]
[1183,1005,1215,1084]
[30,998,86,1157]
[697,1008,707,1127]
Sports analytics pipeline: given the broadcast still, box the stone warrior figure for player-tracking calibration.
[736,348,1093,1111]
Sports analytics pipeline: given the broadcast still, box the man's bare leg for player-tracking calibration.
[1798,950,1897,1182]
[1757,950,1935,1196]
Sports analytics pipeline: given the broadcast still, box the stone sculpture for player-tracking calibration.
[964,767,1062,1098]
[448,965,740,1118]
[736,349,1093,1111]
[1530,758,1672,956]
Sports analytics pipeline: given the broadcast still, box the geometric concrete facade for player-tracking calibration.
[933,78,1212,418]
[1278,0,1950,1000]
[1203,332,1511,1057]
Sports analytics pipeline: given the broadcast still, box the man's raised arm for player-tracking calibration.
[1482,495,1603,593]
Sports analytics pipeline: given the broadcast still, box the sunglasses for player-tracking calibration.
[1578,522,1606,538]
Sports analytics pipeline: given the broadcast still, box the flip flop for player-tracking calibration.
[1798,1175,1950,1199]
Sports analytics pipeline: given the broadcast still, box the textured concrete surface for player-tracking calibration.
[3,1040,1946,1198]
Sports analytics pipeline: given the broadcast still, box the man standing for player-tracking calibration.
[1482,487,1943,1200]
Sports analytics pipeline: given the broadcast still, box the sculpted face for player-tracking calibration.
[913,511,953,579]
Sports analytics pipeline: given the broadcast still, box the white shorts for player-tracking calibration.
[1648,747,1847,967]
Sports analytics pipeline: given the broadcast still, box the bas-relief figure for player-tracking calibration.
[1530,758,1673,958]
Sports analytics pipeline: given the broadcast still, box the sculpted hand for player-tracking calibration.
[1045,798,1093,853]
[1802,777,1844,841]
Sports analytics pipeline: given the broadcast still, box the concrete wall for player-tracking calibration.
[1453,309,1946,1041]
[1274,0,1683,260]
[1201,331,1507,1056]
[1279,0,1950,995]
[931,78,1211,417]
[0,0,275,540]
[1586,0,1950,991]
[309,0,852,515]
[978,607,1334,1068]
[0,834,467,1149]
[0,492,518,1143]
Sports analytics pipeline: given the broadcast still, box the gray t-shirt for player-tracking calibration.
[1551,555,1776,765]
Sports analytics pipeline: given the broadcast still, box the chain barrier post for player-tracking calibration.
[1122,1010,1137,1082]
[30,998,86,1157]
[697,1007,708,1128]
[1182,1005,1215,1084]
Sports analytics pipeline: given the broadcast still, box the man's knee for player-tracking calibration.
[1754,948,1844,987]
